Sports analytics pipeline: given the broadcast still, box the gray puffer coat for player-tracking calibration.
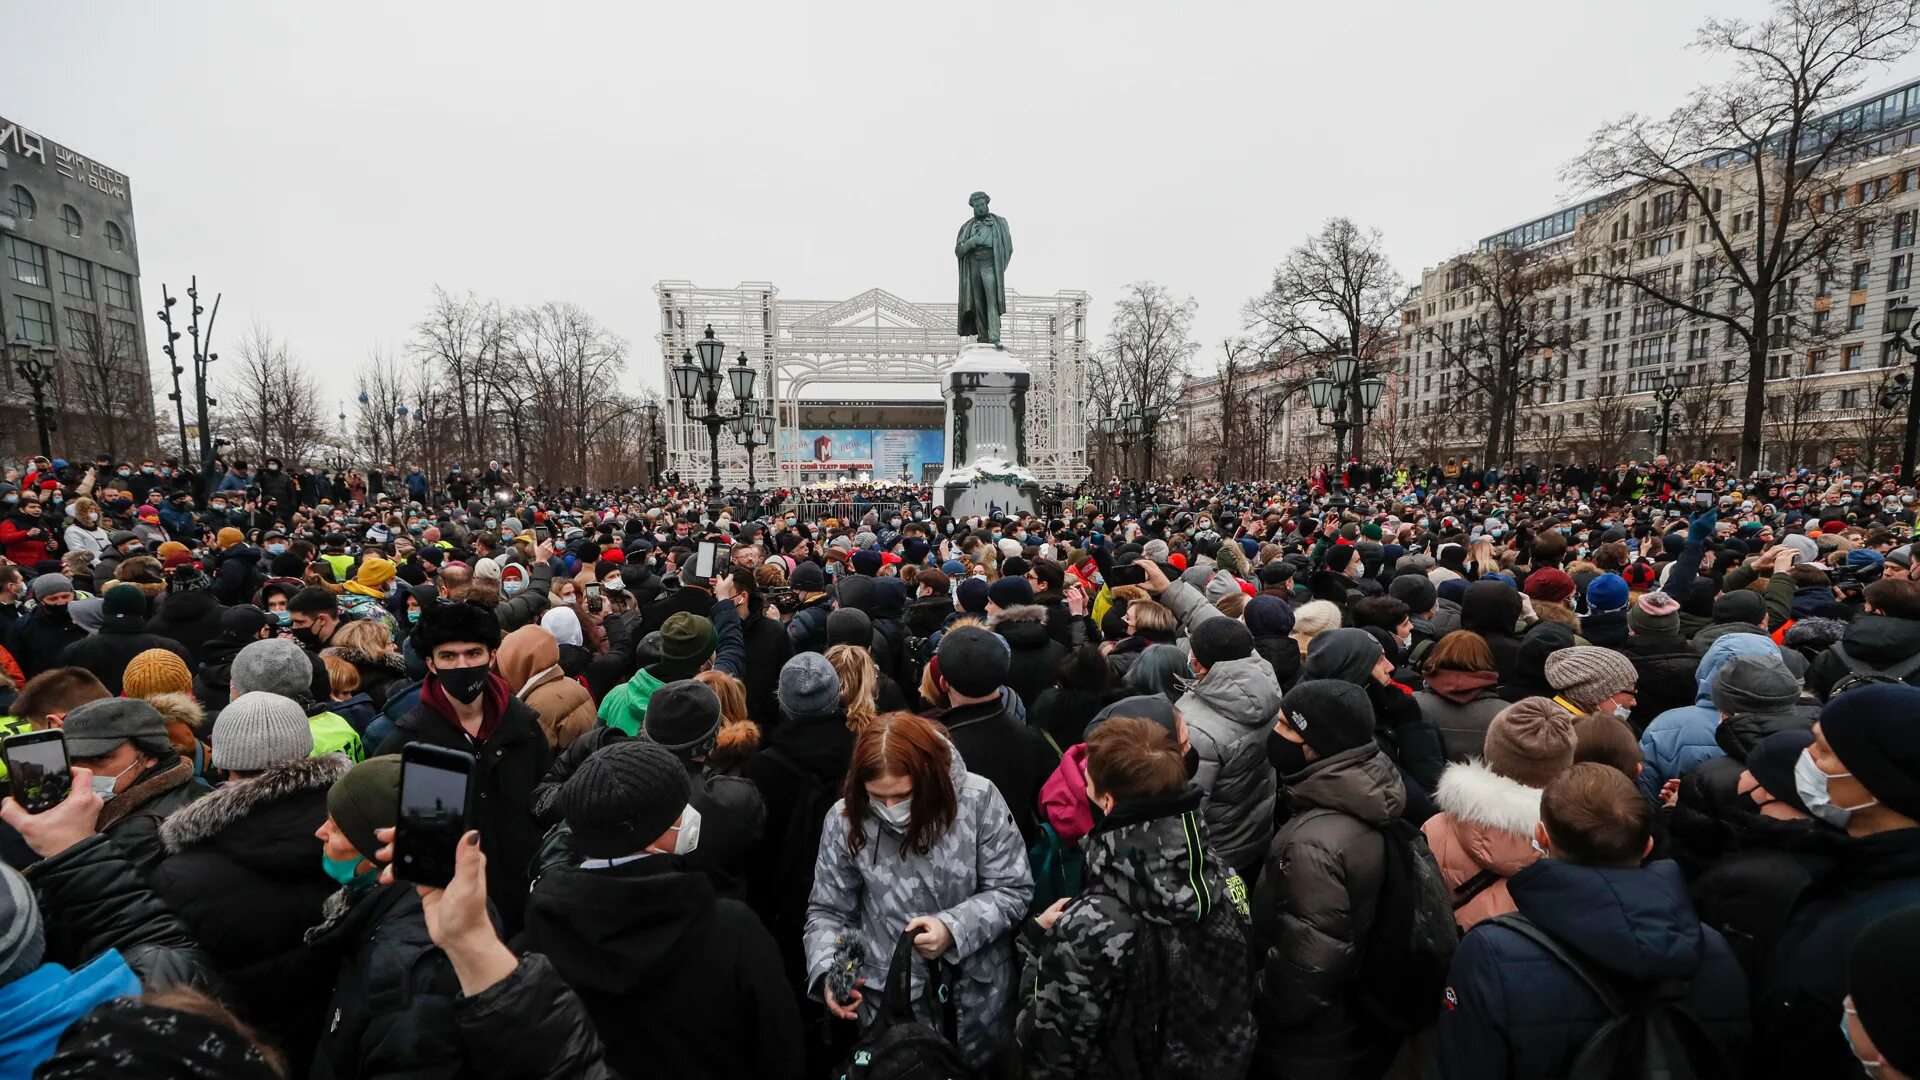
[1251,744,1409,1080]
[1177,659,1283,874]
[803,747,1034,1067]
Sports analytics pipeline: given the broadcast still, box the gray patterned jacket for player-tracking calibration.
[803,753,1034,1067]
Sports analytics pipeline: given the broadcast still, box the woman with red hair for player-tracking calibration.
[803,711,1032,1069]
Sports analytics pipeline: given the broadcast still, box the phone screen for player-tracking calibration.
[4,730,70,813]
[695,541,720,579]
[394,746,475,888]
[534,526,552,543]
[1694,491,1713,507]
[1106,563,1147,588]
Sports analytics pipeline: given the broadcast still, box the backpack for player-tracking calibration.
[1350,817,1458,1033]
[761,746,840,944]
[1826,641,1920,698]
[1025,822,1085,917]
[837,929,977,1080]
[1486,914,1736,1080]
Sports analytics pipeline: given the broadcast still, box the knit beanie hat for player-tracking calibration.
[0,862,43,985]
[355,557,396,590]
[1819,683,1920,819]
[936,626,1011,697]
[1586,573,1629,614]
[1142,538,1170,564]
[789,560,826,591]
[1746,729,1815,814]
[216,527,244,549]
[777,651,842,721]
[1846,905,1920,1077]
[955,577,990,614]
[1544,645,1637,708]
[1325,545,1357,574]
[562,740,691,859]
[849,549,882,576]
[1522,568,1576,604]
[1628,591,1681,635]
[659,612,715,666]
[1388,574,1436,614]
[1482,698,1577,788]
[213,691,316,771]
[987,577,1033,609]
[1190,618,1255,668]
[122,648,193,700]
[1243,594,1295,637]
[101,584,147,631]
[326,755,402,861]
[1712,589,1764,625]
[1278,679,1376,759]
[230,637,314,699]
[826,607,872,649]
[30,573,73,602]
[644,679,722,752]
[1710,653,1802,716]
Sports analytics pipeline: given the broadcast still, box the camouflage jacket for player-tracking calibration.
[1016,785,1257,1080]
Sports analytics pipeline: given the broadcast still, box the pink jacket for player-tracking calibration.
[1420,758,1546,931]
[1039,743,1095,845]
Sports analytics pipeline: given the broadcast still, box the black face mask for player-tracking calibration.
[437,664,489,704]
[291,626,322,650]
[41,603,69,625]
[1266,729,1311,777]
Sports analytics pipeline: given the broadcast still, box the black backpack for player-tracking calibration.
[1825,641,1920,699]
[837,930,977,1080]
[1486,914,1736,1080]
[760,747,840,945]
[1349,817,1458,1033]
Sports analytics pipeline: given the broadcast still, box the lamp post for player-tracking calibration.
[1101,399,1166,481]
[732,407,772,497]
[6,336,58,458]
[1650,369,1687,457]
[1304,354,1386,490]
[642,400,666,486]
[671,325,761,495]
[1886,299,1920,480]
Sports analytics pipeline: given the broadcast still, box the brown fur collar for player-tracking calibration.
[97,755,195,833]
[988,603,1049,628]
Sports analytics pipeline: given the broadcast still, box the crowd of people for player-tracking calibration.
[0,448,1917,1078]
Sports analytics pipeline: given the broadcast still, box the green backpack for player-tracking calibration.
[308,710,365,762]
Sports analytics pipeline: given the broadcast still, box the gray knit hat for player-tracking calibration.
[1544,646,1638,708]
[213,691,315,771]
[30,574,73,602]
[230,637,313,699]
[0,862,44,985]
[778,651,842,721]
[1711,653,1802,716]
[562,740,690,859]
[1482,698,1577,788]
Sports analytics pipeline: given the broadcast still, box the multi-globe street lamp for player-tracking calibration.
[1885,300,1920,479]
[732,407,774,498]
[1304,353,1386,489]
[5,336,58,458]
[1650,369,1687,457]
[1099,398,1166,480]
[671,324,760,495]
[642,400,667,486]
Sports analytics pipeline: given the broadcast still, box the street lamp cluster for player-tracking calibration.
[1886,300,1920,479]
[1304,354,1385,485]
[1099,399,1168,481]
[4,336,57,458]
[672,324,770,495]
[1650,369,1688,457]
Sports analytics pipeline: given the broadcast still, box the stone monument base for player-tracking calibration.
[932,456,1041,518]
[931,342,1039,516]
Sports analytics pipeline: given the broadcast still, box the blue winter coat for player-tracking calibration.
[1436,859,1748,1080]
[1637,634,1780,798]
[0,952,140,1080]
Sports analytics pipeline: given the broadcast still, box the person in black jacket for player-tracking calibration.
[784,561,833,654]
[1302,628,1446,820]
[724,568,791,730]
[7,574,87,680]
[58,585,193,696]
[523,739,803,1080]
[639,561,717,638]
[373,601,549,934]
[641,680,765,901]
[1621,591,1703,731]
[933,626,1055,844]
[153,692,345,1071]
[1245,594,1301,692]
[1458,580,1525,682]
[62,697,201,877]
[145,562,228,666]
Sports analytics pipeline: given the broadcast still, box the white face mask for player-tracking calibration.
[92,759,140,802]
[872,798,912,830]
[1795,748,1877,830]
[1611,702,1633,722]
[667,804,702,855]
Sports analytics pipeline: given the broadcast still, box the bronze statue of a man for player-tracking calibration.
[955,191,1012,347]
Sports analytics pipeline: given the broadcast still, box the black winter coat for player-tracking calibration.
[1028,686,1119,752]
[306,884,470,1080]
[6,604,87,679]
[994,604,1070,711]
[739,709,855,952]
[637,580,713,638]
[737,606,793,729]
[452,954,615,1079]
[1253,633,1302,692]
[331,645,410,711]
[1806,612,1920,700]
[192,632,252,709]
[58,626,193,696]
[1368,679,1446,819]
[210,546,266,608]
[785,595,833,654]
[153,755,348,1069]
[1622,632,1700,733]
[376,694,550,933]
[521,858,804,1080]
[25,831,217,991]
[939,694,1055,845]
[144,589,227,666]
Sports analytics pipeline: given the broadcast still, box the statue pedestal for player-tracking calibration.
[931,343,1041,517]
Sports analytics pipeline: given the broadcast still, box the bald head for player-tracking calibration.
[439,563,473,600]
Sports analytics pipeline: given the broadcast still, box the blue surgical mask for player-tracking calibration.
[321,852,377,889]
[267,543,287,556]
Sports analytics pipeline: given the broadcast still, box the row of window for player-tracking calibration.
[3,236,133,310]
[9,293,138,355]
[4,185,127,251]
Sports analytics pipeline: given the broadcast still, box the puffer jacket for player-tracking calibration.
[305,882,470,1080]
[451,953,616,1080]
[497,624,596,750]
[1436,859,1749,1080]
[1250,744,1406,1080]
[1806,612,1920,700]
[993,604,1069,711]
[1417,671,1507,762]
[803,753,1034,1068]
[1177,657,1282,875]
[1420,759,1544,930]
[1637,634,1783,799]
[1016,785,1257,1080]
[1620,631,1700,732]
[24,831,217,991]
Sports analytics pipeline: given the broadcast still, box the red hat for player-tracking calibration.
[880,551,902,565]
[1821,519,1848,534]
[1522,567,1576,604]
[1622,561,1657,590]
[162,551,197,570]
[1168,552,1188,571]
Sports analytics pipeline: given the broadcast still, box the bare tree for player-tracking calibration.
[1567,0,1920,473]
[409,287,504,467]
[354,347,416,472]
[61,308,146,458]
[1245,217,1410,461]
[1848,366,1910,466]
[218,321,327,466]
[1765,374,1828,466]
[1667,373,1740,462]
[1103,281,1199,478]
[1573,382,1642,470]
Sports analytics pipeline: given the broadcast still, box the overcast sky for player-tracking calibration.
[10,0,1920,402]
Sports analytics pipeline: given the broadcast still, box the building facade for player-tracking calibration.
[0,114,155,460]
[1398,78,1920,472]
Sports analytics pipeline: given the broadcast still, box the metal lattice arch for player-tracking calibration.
[655,282,1090,486]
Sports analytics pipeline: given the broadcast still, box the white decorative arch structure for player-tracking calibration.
[656,282,1090,487]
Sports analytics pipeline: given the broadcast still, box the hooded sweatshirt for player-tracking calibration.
[1636,634,1785,798]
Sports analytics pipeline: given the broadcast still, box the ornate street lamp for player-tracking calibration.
[671,325,762,494]
[1299,355,1384,490]
[1888,299,1920,479]
[6,337,58,458]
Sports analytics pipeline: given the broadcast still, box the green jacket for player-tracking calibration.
[309,709,364,762]
[596,668,666,736]
[0,714,31,780]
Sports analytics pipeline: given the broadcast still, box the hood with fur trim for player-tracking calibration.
[160,753,352,853]
[1435,757,1545,835]
[148,690,209,746]
[989,603,1052,648]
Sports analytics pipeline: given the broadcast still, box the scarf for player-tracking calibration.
[420,670,513,744]
[1423,668,1499,705]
